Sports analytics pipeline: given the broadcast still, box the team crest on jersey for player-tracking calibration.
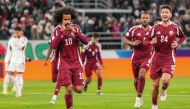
[137,33,141,36]
[156,31,161,34]
[88,49,91,51]
[169,31,173,35]
[71,32,75,36]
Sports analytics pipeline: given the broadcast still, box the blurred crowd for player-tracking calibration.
[0,0,190,41]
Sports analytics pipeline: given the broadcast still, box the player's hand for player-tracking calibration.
[171,41,178,48]
[132,40,141,46]
[61,23,66,31]
[66,25,76,33]
[44,61,48,66]
[101,64,105,69]
[150,37,157,44]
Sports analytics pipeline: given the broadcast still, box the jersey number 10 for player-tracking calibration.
[65,38,72,45]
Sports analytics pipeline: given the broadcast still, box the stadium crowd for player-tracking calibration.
[0,0,190,40]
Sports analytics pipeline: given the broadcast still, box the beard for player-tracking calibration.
[142,23,149,27]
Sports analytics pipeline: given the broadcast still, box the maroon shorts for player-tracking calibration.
[132,59,150,78]
[57,68,84,86]
[150,61,175,80]
[85,62,100,77]
[51,59,58,74]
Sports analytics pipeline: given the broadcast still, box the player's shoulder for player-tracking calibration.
[171,22,181,28]
[129,25,141,31]
[95,42,102,48]
[52,25,61,32]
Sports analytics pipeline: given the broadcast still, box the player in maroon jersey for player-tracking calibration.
[81,33,105,95]
[144,5,186,109]
[50,6,88,109]
[124,12,152,108]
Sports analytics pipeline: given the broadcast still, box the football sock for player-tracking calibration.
[98,77,102,90]
[152,97,157,105]
[134,80,138,92]
[12,75,18,90]
[137,77,145,97]
[8,75,18,90]
[65,94,73,109]
[54,81,61,96]
[17,74,23,94]
[3,74,9,92]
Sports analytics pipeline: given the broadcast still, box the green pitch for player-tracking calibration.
[0,77,190,109]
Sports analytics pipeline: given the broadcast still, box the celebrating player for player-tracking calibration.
[144,5,186,109]
[50,6,88,109]
[124,12,152,108]
[81,33,105,95]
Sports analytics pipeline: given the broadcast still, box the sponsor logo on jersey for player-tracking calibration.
[156,31,161,34]
[137,33,141,36]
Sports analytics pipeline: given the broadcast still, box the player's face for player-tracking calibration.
[140,14,150,27]
[91,37,99,45]
[161,8,171,22]
[13,30,20,38]
[62,14,71,26]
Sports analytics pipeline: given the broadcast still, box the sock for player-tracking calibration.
[12,75,18,90]
[54,81,61,96]
[137,77,145,97]
[8,75,18,90]
[3,74,9,92]
[134,80,138,92]
[17,74,23,94]
[64,94,73,109]
[98,77,102,90]
[162,85,167,90]
[152,97,157,105]
[52,95,57,100]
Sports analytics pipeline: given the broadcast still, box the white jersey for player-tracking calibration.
[4,37,15,63]
[9,36,27,64]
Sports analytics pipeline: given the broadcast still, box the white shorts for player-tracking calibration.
[7,63,25,73]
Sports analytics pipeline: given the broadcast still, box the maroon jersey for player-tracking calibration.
[125,25,152,61]
[144,22,186,62]
[51,24,88,69]
[81,41,103,65]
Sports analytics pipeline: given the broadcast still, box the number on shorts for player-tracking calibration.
[79,73,84,79]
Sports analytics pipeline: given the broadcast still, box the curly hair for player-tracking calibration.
[53,5,78,25]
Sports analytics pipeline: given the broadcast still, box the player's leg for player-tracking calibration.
[151,78,160,109]
[3,73,10,94]
[160,63,175,101]
[12,75,18,93]
[51,60,58,83]
[94,62,102,95]
[73,68,84,93]
[84,64,93,92]
[50,69,60,104]
[3,64,10,94]
[15,63,25,97]
[65,84,73,109]
[150,62,162,109]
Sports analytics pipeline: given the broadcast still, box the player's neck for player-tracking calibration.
[141,25,149,30]
[162,20,170,27]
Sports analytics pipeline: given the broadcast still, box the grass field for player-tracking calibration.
[0,77,190,109]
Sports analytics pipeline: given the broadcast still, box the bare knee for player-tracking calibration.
[162,79,170,86]
[95,70,101,78]
[65,85,73,95]
[86,77,92,84]
[74,86,83,94]
[152,81,160,89]
[138,68,146,78]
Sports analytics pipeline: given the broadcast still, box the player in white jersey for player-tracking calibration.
[3,27,27,97]
[2,28,19,95]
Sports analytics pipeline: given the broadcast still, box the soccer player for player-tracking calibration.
[3,27,28,97]
[44,27,61,104]
[154,17,162,25]
[81,33,105,95]
[124,12,152,108]
[144,5,186,109]
[51,6,88,109]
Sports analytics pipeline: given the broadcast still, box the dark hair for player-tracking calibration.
[161,5,172,12]
[53,5,78,25]
[92,33,100,38]
[14,27,21,31]
[141,11,150,18]
[154,17,162,22]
